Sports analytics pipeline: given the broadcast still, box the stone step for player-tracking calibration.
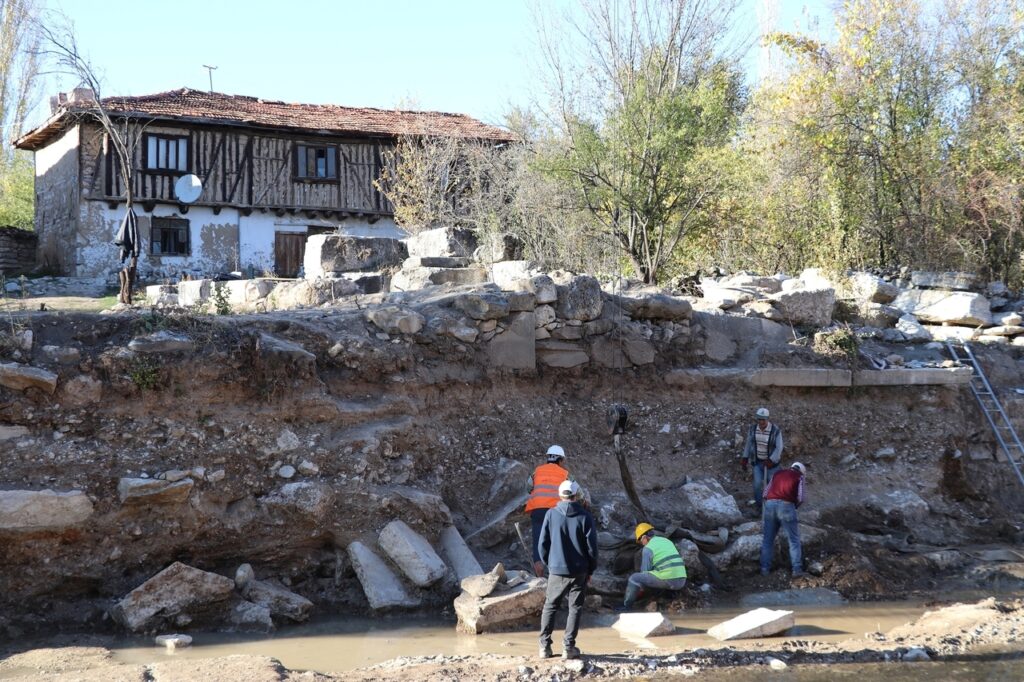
[347,541,421,610]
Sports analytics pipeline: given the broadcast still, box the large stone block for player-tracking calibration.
[852,367,972,386]
[892,289,991,326]
[679,479,742,528]
[454,292,511,320]
[347,541,422,610]
[223,278,277,306]
[707,608,795,640]
[128,331,195,354]
[440,525,484,582]
[616,293,692,321]
[405,227,478,258]
[365,306,426,334]
[303,235,407,277]
[0,362,58,394]
[769,287,835,327]
[748,368,852,387]
[112,562,235,632]
[556,275,603,321]
[0,489,93,530]
[454,577,547,634]
[537,340,590,368]
[910,271,981,291]
[847,273,898,304]
[391,265,489,291]
[491,260,538,290]
[177,279,212,306]
[243,579,313,622]
[612,612,676,637]
[488,311,536,370]
[378,519,448,587]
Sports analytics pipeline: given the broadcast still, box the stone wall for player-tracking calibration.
[34,125,80,274]
[0,227,38,276]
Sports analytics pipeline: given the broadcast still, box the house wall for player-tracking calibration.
[34,125,80,274]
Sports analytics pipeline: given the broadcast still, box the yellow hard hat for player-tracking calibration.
[634,523,654,541]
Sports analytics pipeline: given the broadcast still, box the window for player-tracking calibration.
[151,217,190,256]
[145,134,189,172]
[295,144,337,180]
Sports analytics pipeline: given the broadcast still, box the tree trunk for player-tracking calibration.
[118,256,137,305]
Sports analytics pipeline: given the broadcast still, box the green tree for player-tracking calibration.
[0,151,33,228]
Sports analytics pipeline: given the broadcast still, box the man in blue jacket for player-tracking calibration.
[537,479,598,661]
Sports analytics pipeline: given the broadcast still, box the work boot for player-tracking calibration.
[622,583,645,610]
[563,646,582,660]
[539,644,553,659]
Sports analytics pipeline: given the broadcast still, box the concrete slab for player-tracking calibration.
[347,541,422,610]
[748,368,852,387]
[440,525,484,581]
[612,612,676,637]
[852,367,973,386]
[707,608,795,641]
[378,520,448,587]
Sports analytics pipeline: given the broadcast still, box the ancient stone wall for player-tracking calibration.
[0,227,38,275]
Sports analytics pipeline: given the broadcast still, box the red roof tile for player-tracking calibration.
[16,88,515,150]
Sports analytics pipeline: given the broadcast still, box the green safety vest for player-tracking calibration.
[647,536,687,580]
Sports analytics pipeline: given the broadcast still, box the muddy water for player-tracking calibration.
[111,602,936,675]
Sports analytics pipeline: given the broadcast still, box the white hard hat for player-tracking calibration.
[791,462,806,475]
[558,480,580,498]
[546,445,565,461]
[756,407,770,419]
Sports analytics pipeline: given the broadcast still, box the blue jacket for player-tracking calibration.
[539,500,598,577]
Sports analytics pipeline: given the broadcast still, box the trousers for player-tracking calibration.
[539,573,587,649]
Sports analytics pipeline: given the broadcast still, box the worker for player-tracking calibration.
[537,479,598,661]
[621,523,687,610]
[525,445,570,577]
[760,461,806,577]
[740,407,784,511]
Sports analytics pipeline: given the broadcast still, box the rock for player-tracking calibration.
[892,289,991,326]
[0,362,58,394]
[584,318,616,336]
[719,273,782,293]
[537,340,590,368]
[118,478,193,505]
[41,345,81,364]
[994,311,1023,326]
[910,271,981,291]
[128,331,195,354]
[234,564,255,591]
[0,424,29,440]
[61,374,102,407]
[112,562,235,632]
[14,328,32,351]
[848,272,899,304]
[155,634,192,650]
[257,334,316,367]
[446,319,479,343]
[895,315,932,342]
[454,292,511,321]
[365,306,426,334]
[262,482,334,518]
[808,560,824,576]
[857,302,902,328]
[924,325,978,342]
[523,275,558,304]
[347,541,421,610]
[392,265,488,290]
[461,563,505,598]
[866,490,930,525]
[303,235,406,277]
[903,647,931,662]
[590,336,629,369]
[378,519,448,587]
[556,275,603,321]
[707,608,795,641]
[739,588,845,608]
[984,325,1024,336]
[619,294,692,321]
[612,612,676,637]
[228,600,275,632]
[440,525,484,582]
[277,465,296,479]
[405,226,477,258]
[297,460,319,475]
[679,479,743,528]
[711,535,763,569]
[243,579,314,622]
[0,489,93,530]
[403,256,471,268]
[873,446,896,460]
[491,260,538,290]
[767,657,788,671]
[622,334,655,365]
[487,311,536,369]
[276,429,301,452]
[769,287,836,327]
[454,577,547,634]
[478,233,525,262]
[506,291,536,312]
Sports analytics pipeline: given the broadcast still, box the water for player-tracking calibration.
[108,602,945,675]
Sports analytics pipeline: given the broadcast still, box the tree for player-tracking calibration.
[0,152,33,228]
[0,0,40,230]
[535,0,746,284]
[36,13,148,302]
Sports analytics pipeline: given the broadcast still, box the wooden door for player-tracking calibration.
[274,232,306,278]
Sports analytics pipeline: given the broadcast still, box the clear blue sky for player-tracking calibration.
[36,0,832,129]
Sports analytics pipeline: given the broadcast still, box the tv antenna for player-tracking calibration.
[202,65,218,93]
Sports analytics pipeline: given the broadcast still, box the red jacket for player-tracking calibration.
[764,468,804,507]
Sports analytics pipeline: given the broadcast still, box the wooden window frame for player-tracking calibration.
[150,217,191,257]
[143,133,190,176]
[293,143,339,183]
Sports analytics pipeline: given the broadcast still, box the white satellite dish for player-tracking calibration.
[174,174,203,204]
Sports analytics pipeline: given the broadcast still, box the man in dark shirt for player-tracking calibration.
[537,479,598,661]
[760,461,806,577]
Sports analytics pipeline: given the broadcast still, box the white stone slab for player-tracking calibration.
[378,520,448,587]
[347,541,421,610]
[440,525,484,582]
[707,608,795,641]
[612,612,676,637]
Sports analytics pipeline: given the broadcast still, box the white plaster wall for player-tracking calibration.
[34,125,80,273]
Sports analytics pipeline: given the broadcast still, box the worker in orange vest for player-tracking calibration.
[525,445,570,577]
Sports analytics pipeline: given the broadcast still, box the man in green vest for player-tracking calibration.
[621,523,687,610]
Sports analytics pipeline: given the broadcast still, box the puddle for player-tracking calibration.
[109,601,933,675]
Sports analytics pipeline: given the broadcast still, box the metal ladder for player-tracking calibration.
[946,341,1024,488]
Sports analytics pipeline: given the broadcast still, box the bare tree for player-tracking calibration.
[35,13,148,303]
[0,0,40,153]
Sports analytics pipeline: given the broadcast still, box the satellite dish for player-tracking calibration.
[174,174,203,204]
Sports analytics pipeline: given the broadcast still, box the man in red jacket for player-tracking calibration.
[760,461,806,577]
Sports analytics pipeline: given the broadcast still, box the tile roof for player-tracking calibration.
[16,88,516,150]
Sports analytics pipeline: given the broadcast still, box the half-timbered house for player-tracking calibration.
[15,88,513,278]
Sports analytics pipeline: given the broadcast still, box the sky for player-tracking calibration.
[33,0,833,130]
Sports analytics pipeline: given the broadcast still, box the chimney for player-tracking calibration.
[69,87,95,104]
[49,92,69,114]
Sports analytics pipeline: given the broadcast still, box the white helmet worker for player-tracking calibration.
[791,462,806,475]
[558,480,580,499]
[546,445,566,462]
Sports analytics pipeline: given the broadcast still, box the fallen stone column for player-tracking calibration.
[347,541,421,610]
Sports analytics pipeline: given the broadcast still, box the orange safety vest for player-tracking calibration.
[525,462,569,513]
